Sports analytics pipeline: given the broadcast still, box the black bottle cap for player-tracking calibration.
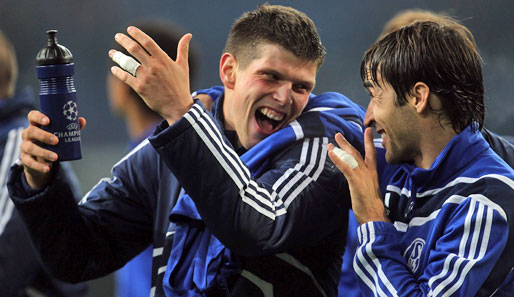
[36,30,73,66]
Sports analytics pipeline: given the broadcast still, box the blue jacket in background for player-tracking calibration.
[0,88,88,297]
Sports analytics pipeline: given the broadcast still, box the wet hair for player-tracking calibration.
[223,4,325,69]
[0,30,18,98]
[110,19,199,118]
[361,21,484,132]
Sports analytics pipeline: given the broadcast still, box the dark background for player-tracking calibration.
[1,0,512,295]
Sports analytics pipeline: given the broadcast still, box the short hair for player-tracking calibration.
[111,19,199,118]
[361,21,484,132]
[0,30,18,98]
[223,4,326,69]
[378,9,476,48]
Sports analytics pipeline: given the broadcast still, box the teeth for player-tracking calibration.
[259,107,284,121]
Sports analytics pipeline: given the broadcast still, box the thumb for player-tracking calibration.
[176,33,192,68]
[78,117,87,130]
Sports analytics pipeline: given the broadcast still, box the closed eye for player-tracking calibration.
[293,83,310,94]
[263,72,279,81]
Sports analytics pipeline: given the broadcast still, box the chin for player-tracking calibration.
[246,135,267,149]
[246,140,260,149]
[385,153,400,165]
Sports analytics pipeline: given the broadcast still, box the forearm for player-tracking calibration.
[8,163,106,281]
[7,162,148,281]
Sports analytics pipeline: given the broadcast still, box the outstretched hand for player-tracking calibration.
[20,110,86,189]
[327,128,388,225]
[109,26,194,125]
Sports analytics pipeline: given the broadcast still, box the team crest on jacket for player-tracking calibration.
[404,238,425,273]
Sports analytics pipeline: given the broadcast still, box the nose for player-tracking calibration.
[364,100,375,128]
[273,82,292,105]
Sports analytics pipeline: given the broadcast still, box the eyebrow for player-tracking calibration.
[260,68,315,90]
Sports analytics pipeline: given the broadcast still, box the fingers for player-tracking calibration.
[25,111,58,145]
[327,143,353,177]
[111,50,140,76]
[334,133,361,159]
[27,110,49,126]
[332,146,358,169]
[176,33,192,69]
[20,152,53,173]
[327,133,365,179]
[363,128,377,171]
[110,64,138,88]
[22,110,59,171]
[20,128,57,175]
[78,117,87,130]
[21,126,58,157]
[110,26,173,85]
[113,30,149,65]
[125,26,164,60]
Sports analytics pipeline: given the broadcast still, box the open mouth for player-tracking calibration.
[255,107,285,134]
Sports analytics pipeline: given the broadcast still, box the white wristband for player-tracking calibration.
[332,147,358,169]
[112,51,141,76]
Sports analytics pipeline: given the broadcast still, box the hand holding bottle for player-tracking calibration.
[20,110,86,189]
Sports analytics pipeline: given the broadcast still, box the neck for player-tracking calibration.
[415,121,457,169]
[222,89,235,131]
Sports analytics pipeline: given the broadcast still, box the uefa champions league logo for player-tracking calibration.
[63,100,78,121]
[404,238,425,273]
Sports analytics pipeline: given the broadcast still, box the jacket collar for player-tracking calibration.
[400,126,489,191]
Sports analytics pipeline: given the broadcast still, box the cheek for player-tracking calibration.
[373,105,390,123]
[294,95,310,114]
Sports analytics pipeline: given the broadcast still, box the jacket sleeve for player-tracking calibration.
[149,102,351,257]
[353,197,508,297]
[6,141,158,282]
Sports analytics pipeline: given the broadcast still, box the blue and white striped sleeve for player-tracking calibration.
[353,196,509,297]
[149,101,350,256]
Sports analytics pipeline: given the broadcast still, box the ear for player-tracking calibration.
[410,82,430,114]
[219,53,237,90]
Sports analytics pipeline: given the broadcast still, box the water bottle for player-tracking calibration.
[36,30,81,161]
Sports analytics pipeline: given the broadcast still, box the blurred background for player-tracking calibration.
[1,0,512,295]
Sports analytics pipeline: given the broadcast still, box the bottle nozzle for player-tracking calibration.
[36,29,73,66]
[46,30,58,46]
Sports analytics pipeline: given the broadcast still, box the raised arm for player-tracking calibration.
[148,101,359,256]
[9,131,158,282]
[109,26,193,126]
